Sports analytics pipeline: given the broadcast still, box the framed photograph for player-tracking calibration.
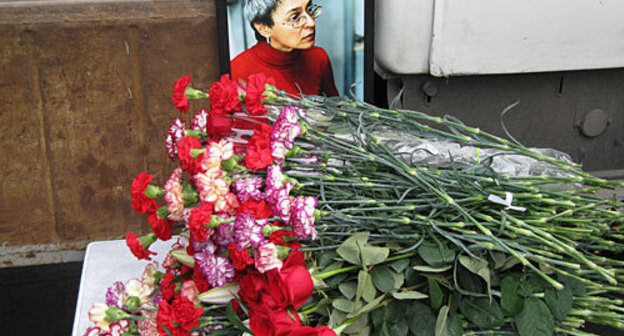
[217,0,374,102]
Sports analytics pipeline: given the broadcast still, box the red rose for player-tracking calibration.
[245,73,276,116]
[245,123,274,172]
[177,136,203,172]
[172,75,192,114]
[160,271,178,302]
[209,74,241,114]
[188,203,214,242]
[131,172,159,214]
[278,252,314,308]
[238,199,272,219]
[148,211,173,240]
[287,326,337,336]
[207,112,234,138]
[171,297,204,331]
[250,306,300,336]
[125,232,156,261]
[260,270,290,309]
[228,243,255,270]
[193,263,211,292]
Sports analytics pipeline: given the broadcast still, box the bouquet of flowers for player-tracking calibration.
[83,74,624,336]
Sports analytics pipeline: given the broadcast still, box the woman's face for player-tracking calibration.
[260,0,317,52]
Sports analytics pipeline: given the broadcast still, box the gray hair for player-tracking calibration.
[243,0,282,41]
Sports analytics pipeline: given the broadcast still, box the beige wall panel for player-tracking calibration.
[0,0,220,264]
[139,19,220,187]
[0,28,57,246]
[35,25,144,242]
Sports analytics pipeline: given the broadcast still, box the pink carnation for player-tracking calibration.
[254,242,283,273]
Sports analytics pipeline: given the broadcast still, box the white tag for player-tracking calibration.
[487,192,526,212]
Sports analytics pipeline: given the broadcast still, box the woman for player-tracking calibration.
[231,0,339,97]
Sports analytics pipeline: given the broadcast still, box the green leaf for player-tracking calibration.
[323,260,345,273]
[361,245,390,266]
[458,297,503,329]
[418,244,455,267]
[428,278,444,309]
[348,293,386,318]
[407,303,436,336]
[389,258,411,273]
[560,275,586,297]
[393,273,405,290]
[435,305,450,336]
[515,298,555,336]
[226,301,251,334]
[333,298,356,313]
[330,309,347,328]
[339,282,357,300]
[344,315,370,334]
[413,264,453,273]
[318,250,339,269]
[357,270,377,303]
[447,314,463,336]
[391,290,428,300]
[458,255,491,296]
[371,266,396,293]
[544,286,573,320]
[518,274,547,296]
[326,273,349,288]
[337,232,369,265]
[501,275,524,316]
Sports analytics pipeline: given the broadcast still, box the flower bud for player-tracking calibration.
[190,148,205,158]
[104,306,131,323]
[276,245,291,260]
[184,87,210,99]
[198,282,240,304]
[138,233,157,250]
[220,157,239,172]
[143,185,164,199]
[170,248,195,267]
[124,296,140,311]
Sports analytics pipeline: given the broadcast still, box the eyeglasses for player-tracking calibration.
[278,4,323,29]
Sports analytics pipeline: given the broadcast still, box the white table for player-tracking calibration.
[71,238,174,336]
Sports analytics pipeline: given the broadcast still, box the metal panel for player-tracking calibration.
[395,68,624,172]
[375,0,624,76]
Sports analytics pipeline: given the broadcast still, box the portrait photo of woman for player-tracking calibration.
[227,0,365,98]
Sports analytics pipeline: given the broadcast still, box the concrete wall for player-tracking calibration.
[0,0,221,266]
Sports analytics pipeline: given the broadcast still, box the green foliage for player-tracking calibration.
[515,298,555,336]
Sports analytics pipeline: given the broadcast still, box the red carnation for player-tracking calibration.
[177,136,202,172]
[125,232,157,261]
[269,230,301,250]
[131,172,159,214]
[171,297,204,330]
[245,123,274,172]
[172,75,192,114]
[156,300,177,336]
[188,203,214,242]
[238,199,272,219]
[193,263,211,292]
[160,271,178,302]
[207,112,234,138]
[148,211,173,240]
[228,243,255,270]
[245,73,276,116]
[238,270,266,310]
[209,74,241,114]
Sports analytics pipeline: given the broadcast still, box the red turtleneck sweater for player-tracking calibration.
[231,42,339,97]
